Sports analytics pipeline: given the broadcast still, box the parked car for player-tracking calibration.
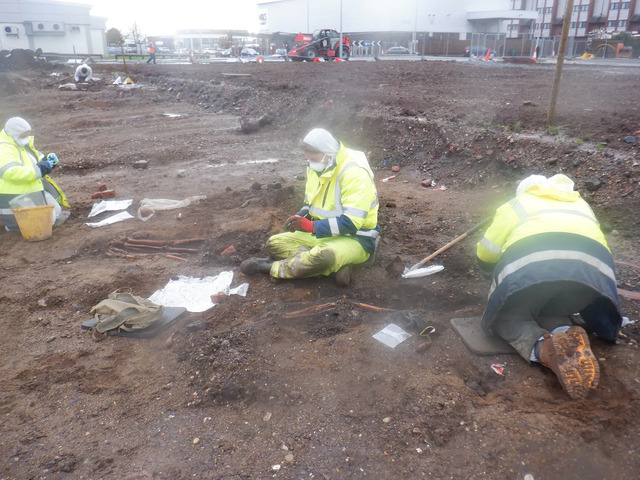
[108,46,120,54]
[385,46,410,55]
[240,48,260,57]
[275,48,287,56]
[464,45,490,57]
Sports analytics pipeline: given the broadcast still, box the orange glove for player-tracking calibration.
[284,215,314,233]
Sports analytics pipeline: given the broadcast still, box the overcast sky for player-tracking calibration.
[71,0,261,35]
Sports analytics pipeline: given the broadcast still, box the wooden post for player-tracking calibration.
[547,0,575,126]
[120,43,128,74]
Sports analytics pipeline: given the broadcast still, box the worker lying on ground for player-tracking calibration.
[0,117,69,231]
[477,174,622,400]
[240,128,379,285]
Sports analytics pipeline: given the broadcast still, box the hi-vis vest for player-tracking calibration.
[477,186,621,342]
[0,130,69,210]
[300,144,379,253]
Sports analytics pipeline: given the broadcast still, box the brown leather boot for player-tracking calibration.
[538,326,600,400]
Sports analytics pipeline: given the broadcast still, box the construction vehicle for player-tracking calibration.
[286,29,350,61]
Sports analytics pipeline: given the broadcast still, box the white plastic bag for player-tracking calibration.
[137,196,206,221]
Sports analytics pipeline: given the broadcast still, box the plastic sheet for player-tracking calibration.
[88,199,133,218]
[137,196,207,221]
[85,211,134,228]
[372,323,412,348]
[148,272,249,313]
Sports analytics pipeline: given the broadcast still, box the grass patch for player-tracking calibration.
[513,121,522,133]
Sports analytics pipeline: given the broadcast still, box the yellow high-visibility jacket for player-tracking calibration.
[298,143,379,253]
[0,130,69,221]
[476,185,621,342]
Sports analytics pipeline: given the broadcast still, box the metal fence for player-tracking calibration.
[469,32,507,58]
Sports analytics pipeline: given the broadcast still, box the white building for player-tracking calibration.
[257,0,537,38]
[0,0,107,56]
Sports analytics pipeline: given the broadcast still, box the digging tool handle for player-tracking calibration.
[411,217,492,271]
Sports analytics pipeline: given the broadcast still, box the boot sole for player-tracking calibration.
[547,326,600,400]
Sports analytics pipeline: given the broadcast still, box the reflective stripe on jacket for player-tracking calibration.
[302,144,379,253]
[0,130,69,211]
[477,187,621,342]
[477,186,608,266]
[0,130,43,194]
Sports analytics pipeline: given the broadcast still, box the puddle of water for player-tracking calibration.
[163,113,182,118]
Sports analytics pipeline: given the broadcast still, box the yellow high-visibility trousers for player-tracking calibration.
[265,231,370,279]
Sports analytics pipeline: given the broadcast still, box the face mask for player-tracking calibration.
[309,154,331,173]
[15,136,29,148]
[309,161,326,173]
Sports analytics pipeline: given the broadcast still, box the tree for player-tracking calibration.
[128,22,145,53]
[106,27,124,45]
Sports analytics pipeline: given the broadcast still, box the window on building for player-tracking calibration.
[610,3,619,9]
[571,22,576,28]
[545,7,552,13]
[607,20,616,27]
[579,22,587,28]
[573,5,579,12]
[621,2,630,8]
[537,7,542,13]
[581,4,588,11]
[543,23,551,29]
[618,20,627,28]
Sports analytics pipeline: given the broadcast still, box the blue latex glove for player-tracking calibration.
[46,153,59,166]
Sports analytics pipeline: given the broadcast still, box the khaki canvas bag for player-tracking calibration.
[90,291,164,333]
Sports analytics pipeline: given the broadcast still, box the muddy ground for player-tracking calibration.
[1,57,639,480]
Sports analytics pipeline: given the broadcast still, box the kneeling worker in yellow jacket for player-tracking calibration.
[0,117,69,231]
[477,174,622,400]
[241,128,379,285]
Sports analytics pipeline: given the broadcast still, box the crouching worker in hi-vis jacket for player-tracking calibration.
[0,117,69,231]
[477,174,623,400]
[240,128,379,286]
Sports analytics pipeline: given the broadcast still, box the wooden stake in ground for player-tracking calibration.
[547,0,574,125]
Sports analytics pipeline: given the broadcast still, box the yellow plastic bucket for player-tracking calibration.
[11,205,55,241]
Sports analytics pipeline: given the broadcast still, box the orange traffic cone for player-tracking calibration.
[335,57,344,62]
[484,48,491,61]
[313,57,321,63]
[532,48,537,62]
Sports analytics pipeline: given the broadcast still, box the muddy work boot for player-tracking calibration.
[538,326,600,400]
[335,265,353,287]
[239,257,274,275]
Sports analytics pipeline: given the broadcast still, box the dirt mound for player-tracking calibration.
[0,48,53,71]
